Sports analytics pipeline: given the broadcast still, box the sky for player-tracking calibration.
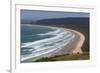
[21,9,89,21]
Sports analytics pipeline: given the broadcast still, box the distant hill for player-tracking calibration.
[21,17,89,26]
[35,17,89,26]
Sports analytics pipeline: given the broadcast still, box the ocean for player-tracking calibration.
[21,24,75,61]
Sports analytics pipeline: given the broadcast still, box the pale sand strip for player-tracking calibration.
[65,28,85,54]
[48,28,85,57]
[22,26,85,62]
[34,27,85,58]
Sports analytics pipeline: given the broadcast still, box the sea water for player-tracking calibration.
[21,24,75,61]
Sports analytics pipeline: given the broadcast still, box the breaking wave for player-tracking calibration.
[21,25,75,61]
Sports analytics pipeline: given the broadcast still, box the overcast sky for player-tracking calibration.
[21,10,89,21]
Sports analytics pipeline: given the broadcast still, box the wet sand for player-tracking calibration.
[22,27,85,62]
[49,28,85,57]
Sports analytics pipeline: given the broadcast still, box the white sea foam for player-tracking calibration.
[22,30,71,48]
[21,26,75,61]
[37,29,62,36]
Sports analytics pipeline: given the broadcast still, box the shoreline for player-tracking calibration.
[64,28,85,54]
[45,27,85,57]
[21,25,85,62]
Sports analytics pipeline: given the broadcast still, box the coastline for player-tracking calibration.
[44,27,85,57]
[64,28,85,54]
[21,25,86,62]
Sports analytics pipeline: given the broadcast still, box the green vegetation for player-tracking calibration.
[35,52,89,62]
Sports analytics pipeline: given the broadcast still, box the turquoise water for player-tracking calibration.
[21,24,75,61]
[21,24,55,43]
[21,24,56,55]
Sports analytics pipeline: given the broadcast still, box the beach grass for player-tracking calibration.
[35,52,89,62]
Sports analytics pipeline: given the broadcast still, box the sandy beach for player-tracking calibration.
[22,26,85,62]
[44,28,85,57]
[49,28,85,57]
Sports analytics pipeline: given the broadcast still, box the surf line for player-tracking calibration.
[21,24,85,61]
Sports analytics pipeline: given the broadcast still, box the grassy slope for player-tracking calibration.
[35,52,89,62]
